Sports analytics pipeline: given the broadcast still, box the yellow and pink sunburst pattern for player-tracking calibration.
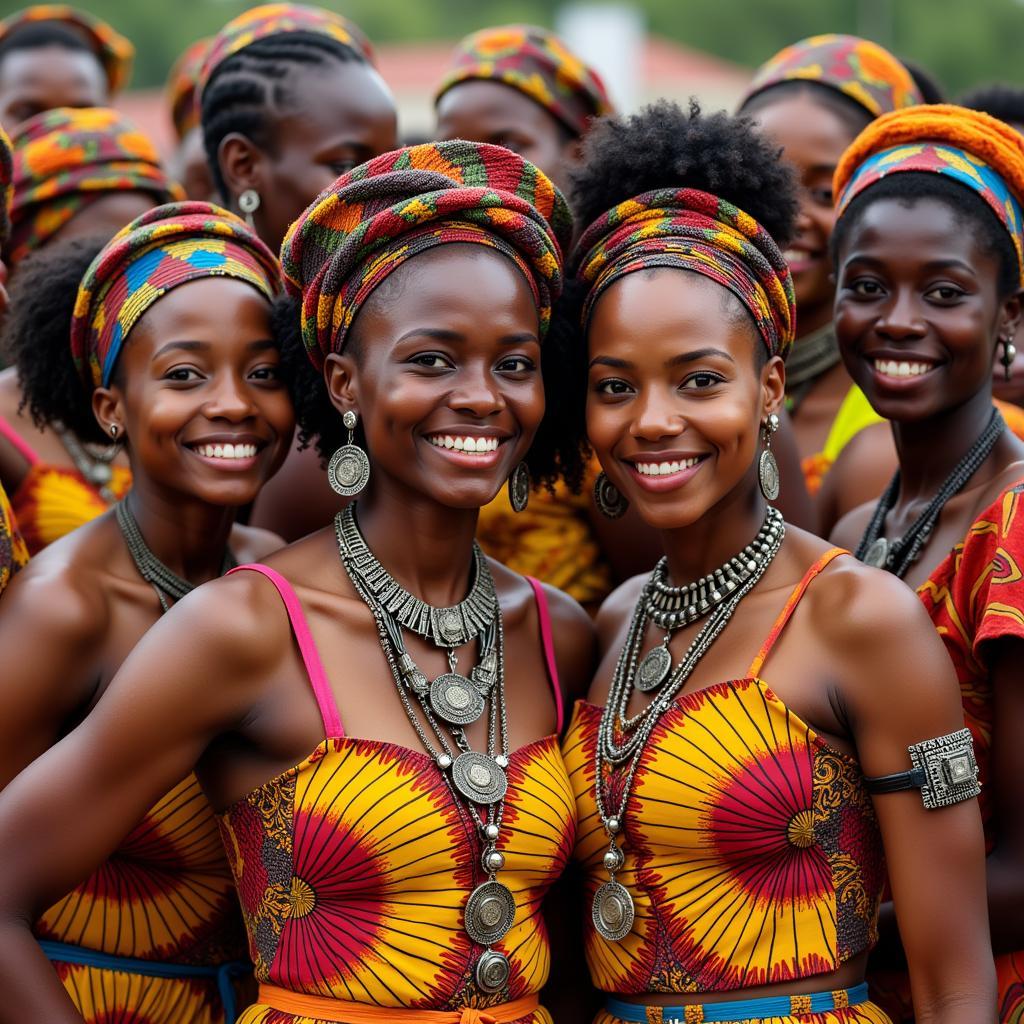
[0,481,27,594]
[220,733,574,1022]
[563,679,884,996]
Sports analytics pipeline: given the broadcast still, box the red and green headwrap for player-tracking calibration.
[435,24,613,138]
[7,106,181,266]
[70,201,282,391]
[280,140,573,369]
[166,37,211,141]
[573,189,796,359]
[0,5,134,95]
[741,34,922,118]
[0,124,12,249]
[197,2,375,99]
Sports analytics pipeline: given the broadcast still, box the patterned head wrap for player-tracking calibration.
[197,3,375,99]
[0,5,134,94]
[435,24,613,138]
[281,140,572,369]
[741,34,921,118]
[0,124,12,248]
[166,37,211,140]
[70,201,282,391]
[834,104,1024,283]
[573,189,796,359]
[7,106,181,266]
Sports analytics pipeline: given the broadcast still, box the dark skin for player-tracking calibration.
[0,277,294,791]
[0,45,106,129]
[168,126,215,202]
[0,246,595,1020]
[584,267,993,1020]
[830,196,1024,961]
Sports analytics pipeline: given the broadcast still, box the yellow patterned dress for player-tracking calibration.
[0,480,28,594]
[563,550,892,1024]
[219,564,575,1023]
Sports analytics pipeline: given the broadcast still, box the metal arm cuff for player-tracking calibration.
[864,727,980,809]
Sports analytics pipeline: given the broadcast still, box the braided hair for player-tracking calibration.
[200,32,366,203]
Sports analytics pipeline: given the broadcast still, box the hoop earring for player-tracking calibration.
[238,188,261,230]
[758,412,781,502]
[999,335,1018,383]
[508,462,530,513]
[593,472,628,519]
[327,410,370,497]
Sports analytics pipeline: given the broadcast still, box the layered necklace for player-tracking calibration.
[784,323,842,413]
[334,502,514,994]
[857,409,1005,578]
[57,423,120,504]
[591,505,785,942]
[116,499,236,612]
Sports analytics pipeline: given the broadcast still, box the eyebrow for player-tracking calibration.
[844,254,977,274]
[396,328,539,345]
[153,338,277,359]
[589,347,735,370]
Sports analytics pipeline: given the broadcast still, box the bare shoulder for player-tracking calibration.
[595,574,647,654]
[230,522,287,563]
[830,499,875,551]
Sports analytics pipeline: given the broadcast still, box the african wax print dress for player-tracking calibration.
[563,550,893,1024]
[0,480,27,594]
[217,565,575,1023]
[870,481,1024,1022]
[0,415,131,555]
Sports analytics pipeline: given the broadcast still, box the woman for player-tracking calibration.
[0,5,132,128]
[0,140,594,1023]
[561,102,993,1023]
[828,104,1024,1023]
[0,483,25,594]
[0,106,180,554]
[0,200,293,1023]
[739,34,923,497]
[198,2,400,543]
[166,36,215,202]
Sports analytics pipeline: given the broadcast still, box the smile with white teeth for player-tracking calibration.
[193,442,259,460]
[634,457,701,477]
[426,434,501,453]
[873,359,934,378]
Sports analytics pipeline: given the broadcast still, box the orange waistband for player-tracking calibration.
[258,985,540,1023]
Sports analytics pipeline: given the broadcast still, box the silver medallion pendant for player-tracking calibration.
[433,607,465,646]
[475,949,511,993]
[465,880,516,944]
[636,644,672,692]
[451,752,508,805]
[758,448,780,502]
[327,443,371,497]
[592,880,635,942]
[864,537,890,569]
[429,673,486,725]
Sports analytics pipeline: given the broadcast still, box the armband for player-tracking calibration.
[864,728,980,809]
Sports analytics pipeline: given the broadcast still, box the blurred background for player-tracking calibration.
[3,0,1022,153]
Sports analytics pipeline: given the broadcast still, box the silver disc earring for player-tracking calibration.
[238,188,261,229]
[593,472,628,519]
[758,412,781,502]
[1000,336,1018,382]
[508,462,530,513]
[328,410,371,497]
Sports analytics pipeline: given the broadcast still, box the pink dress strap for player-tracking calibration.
[526,575,563,733]
[228,564,344,739]
[0,414,40,467]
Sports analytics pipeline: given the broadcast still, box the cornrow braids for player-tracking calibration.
[200,31,366,202]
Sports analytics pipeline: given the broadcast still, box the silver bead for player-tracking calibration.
[437,754,453,769]
[484,849,505,872]
[606,817,620,834]
[484,823,500,841]
[494,754,509,769]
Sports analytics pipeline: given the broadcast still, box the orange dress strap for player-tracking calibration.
[258,985,538,1023]
[747,547,850,679]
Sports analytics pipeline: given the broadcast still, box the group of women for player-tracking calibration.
[0,5,1018,1023]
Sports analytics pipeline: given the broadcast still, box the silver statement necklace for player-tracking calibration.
[334,504,515,994]
[57,422,120,503]
[591,506,785,942]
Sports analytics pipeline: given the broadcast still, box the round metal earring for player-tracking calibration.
[508,462,530,513]
[109,424,119,440]
[238,188,261,229]
[1000,336,1018,382]
[758,412,781,502]
[328,410,371,497]
[593,472,628,519]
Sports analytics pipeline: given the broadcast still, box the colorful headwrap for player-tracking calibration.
[0,123,12,248]
[741,34,921,118]
[281,140,572,369]
[834,104,1024,283]
[166,37,211,140]
[0,5,134,94]
[7,106,181,266]
[435,24,614,138]
[70,201,282,391]
[573,189,796,359]
[197,3,375,99]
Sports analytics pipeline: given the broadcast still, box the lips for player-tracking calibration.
[625,453,708,493]
[425,433,502,454]
[784,248,822,274]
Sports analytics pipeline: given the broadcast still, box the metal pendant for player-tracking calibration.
[451,752,508,805]
[636,644,672,692]
[592,880,635,942]
[429,673,486,725]
[864,537,890,569]
[328,443,370,497]
[465,880,516,944]
[475,949,511,993]
[758,448,780,502]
